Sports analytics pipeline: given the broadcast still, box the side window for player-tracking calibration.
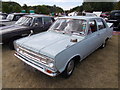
[43,17,53,24]
[88,20,97,34]
[115,12,120,17]
[96,19,106,30]
[14,15,21,21]
[34,17,42,25]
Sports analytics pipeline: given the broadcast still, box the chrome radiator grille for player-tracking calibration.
[17,46,49,64]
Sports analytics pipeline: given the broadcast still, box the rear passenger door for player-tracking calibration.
[85,19,101,55]
[96,18,107,44]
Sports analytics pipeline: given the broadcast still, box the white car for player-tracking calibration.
[14,16,113,78]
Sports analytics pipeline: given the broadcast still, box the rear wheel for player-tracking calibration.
[62,60,75,78]
[100,38,108,48]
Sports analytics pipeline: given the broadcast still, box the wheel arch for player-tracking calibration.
[61,54,81,73]
[8,35,23,42]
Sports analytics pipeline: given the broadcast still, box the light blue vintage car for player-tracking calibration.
[14,16,113,78]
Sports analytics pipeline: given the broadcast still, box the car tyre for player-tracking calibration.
[62,59,75,78]
[9,39,15,50]
[100,38,108,48]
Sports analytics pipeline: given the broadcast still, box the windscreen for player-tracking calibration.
[6,14,14,20]
[49,18,87,36]
[15,16,33,26]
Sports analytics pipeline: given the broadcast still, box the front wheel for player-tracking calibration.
[62,60,75,78]
[8,39,15,50]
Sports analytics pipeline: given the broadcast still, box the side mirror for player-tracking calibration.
[28,30,33,36]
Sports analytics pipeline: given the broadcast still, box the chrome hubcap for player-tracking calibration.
[103,41,106,47]
[67,60,74,75]
[103,43,105,47]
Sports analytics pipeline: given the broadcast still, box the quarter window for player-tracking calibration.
[96,19,106,30]
[14,15,21,21]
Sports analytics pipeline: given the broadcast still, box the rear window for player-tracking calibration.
[34,17,42,24]
[43,17,53,24]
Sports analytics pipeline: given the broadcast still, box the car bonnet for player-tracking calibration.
[16,31,85,58]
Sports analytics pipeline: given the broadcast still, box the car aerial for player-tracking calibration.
[0,14,55,49]
[14,16,113,78]
[0,13,27,27]
[108,10,120,31]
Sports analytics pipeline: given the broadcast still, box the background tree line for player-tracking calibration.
[1,1,21,13]
[69,1,120,13]
[1,1,64,14]
[0,1,120,14]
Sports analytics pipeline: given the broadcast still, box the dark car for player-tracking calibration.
[108,10,120,31]
[0,14,55,49]
[0,13,27,27]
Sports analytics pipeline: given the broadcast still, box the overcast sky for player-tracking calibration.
[2,0,84,10]
[2,0,119,10]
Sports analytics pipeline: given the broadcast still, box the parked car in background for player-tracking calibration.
[85,13,97,17]
[0,13,8,19]
[0,13,27,27]
[100,12,110,18]
[108,10,120,31]
[93,11,102,17]
[14,16,113,78]
[100,12,110,21]
[0,13,8,27]
[0,14,55,49]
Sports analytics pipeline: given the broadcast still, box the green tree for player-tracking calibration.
[1,1,64,14]
[83,2,93,12]
[82,2,114,12]
[32,5,63,14]
[114,1,120,10]
[0,1,2,12]
[2,1,21,13]
[22,4,28,13]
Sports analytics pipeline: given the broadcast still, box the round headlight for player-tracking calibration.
[48,63,54,68]
[16,48,19,51]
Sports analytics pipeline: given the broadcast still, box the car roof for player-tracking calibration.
[24,14,53,18]
[9,13,28,15]
[111,10,120,13]
[58,16,102,20]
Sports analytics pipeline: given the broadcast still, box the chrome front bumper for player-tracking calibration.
[14,52,59,77]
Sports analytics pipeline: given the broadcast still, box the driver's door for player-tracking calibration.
[85,19,101,55]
